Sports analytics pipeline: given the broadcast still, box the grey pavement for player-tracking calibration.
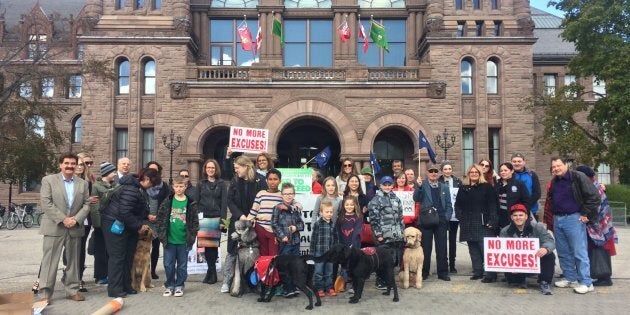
[0,226,628,314]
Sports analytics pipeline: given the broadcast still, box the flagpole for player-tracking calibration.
[302,156,317,168]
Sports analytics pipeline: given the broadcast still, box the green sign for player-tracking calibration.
[277,168,312,194]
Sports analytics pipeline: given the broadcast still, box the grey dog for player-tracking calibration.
[230,220,260,297]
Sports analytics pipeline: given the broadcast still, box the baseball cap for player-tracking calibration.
[510,204,528,214]
[380,176,394,185]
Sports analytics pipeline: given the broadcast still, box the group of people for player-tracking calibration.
[34,150,616,304]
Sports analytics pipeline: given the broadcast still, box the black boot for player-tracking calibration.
[202,270,212,284]
[208,263,218,284]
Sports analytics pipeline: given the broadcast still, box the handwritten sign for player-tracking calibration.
[277,168,312,194]
[484,237,540,273]
[229,126,269,153]
[396,191,415,218]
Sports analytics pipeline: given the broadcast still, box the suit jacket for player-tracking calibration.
[39,173,90,237]
[413,180,453,221]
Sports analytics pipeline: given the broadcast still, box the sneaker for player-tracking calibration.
[292,290,300,296]
[220,283,229,293]
[554,279,579,288]
[78,281,87,292]
[282,291,295,298]
[574,284,594,294]
[347,288,354,295]
[317,290,325,297]
[375,282,387,290]
[540,281,552,295]
[163,289,173,297]
[174,288,184,297]
[328,289,337,296]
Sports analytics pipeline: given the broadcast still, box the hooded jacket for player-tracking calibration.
[102,174,149,233]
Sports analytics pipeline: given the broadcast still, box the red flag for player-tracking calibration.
[338,20,351,43]
[255,19,262,54]
[238,23,253,51]
[358,20,369,53]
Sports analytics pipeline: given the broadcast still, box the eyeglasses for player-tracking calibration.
[469,171,480,174]
[257,160,266,163]
[343,164,352,168]
[480,163,490,168]
[428,169,439,174]
[282,193,295,196]
[84,161,94,166]
[180,175,190,178]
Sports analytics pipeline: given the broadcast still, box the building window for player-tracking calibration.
[284,19,333,67]
[564,74,576,97]
[489,128,500,167]
[475,21,484,36]
[30,115,45,137]
[19,82,33,98]
[493,21,502,36]
[457,21,466,37]
[41,78,54,98]
[358,19,406,67]
[486,59,499,94]
[135,0,144,9]
[462,128,475,172]
[593,77,606,99]
[143,59,156,95]
[543,74,556,96]
[461,58,474,95]
[72,115,82,143]
[116,0,125,9]
[473,0,481,9]
[210,19,259,66]
[211,0,259,8]
[597,163,611,185]
[142,129,154,166]
[28,34,47,59]
[77,44,84,60]
[21,179,41,193]
[68,75,82,98]
[358,0,404,8]
[118,59,130,94]
[455,0,463,10]
[153,0,161,9]
[491,0,499,10]
[116,129,129,159]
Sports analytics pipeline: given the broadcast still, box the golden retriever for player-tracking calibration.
[131,228,156,292]
[398,227,424,289]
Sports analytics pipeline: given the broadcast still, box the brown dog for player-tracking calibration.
[398,227,424,289]
[131,227,156,292]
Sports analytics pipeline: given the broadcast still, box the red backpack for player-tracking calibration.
[254,256,280,286]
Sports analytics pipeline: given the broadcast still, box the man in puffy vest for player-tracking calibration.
[511,153,541,219]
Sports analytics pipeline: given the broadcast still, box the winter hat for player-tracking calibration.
[100,162,116,177]
[575,165,595,178]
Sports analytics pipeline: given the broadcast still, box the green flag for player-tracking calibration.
[272,18,284,47]
[370,20,388,52]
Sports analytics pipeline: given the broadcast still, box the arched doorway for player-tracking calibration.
[201,127,241,181]
[276,118,341,177]
[373,127,415,176]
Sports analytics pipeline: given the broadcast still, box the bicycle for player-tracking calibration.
[0,203,6,229]
[6,203,35,230]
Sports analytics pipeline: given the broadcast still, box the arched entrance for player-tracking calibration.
[373,127,416,176]
[201,127,241,181]
[276,118,341,177]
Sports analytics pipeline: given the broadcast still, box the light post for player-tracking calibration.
[162,129,182,185]
[435,128,456,161]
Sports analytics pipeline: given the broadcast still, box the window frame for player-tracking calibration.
[475,21,484,36]
[462,128,475,173]
[209,19,260,66]
[19,81,33,98]
[491,0,499,10]
[543,74,557,96]
[142,129,154,167]
[357,19,406,67]
[457,21,466,37]
[118,58,130,95]
[455,0,463,10]
[72,115,82,143]
[489,128,500,167]
[68,74,82,98]
[284,19,333,67]
[493,21,502,36]
[461,58,474,95]
[116,129,129,160]
[486,59,499,94]
[593,77,606,99]
[40,77,54,98]
[597,163,611,185]
[116,0,125,10]
[473,0,481,10]
[143,59,156,95]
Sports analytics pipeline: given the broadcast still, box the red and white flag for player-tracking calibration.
[237,22,253,51]
[358,20,369,53]
[338,20,351,43]
[255,19,262,54]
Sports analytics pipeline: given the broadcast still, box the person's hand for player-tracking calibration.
[239,215,247,221]
[416,176,423,186]
[579,216,589,223]
[148,215,157,222]
[278,204,288,211]
[282,236,289,243]
[88,196,99,204]
[289,225,296,233]
[362,206,367,213]
[226,147,233,159]
[377,236,384,242]
[63,217,76,228]
[536,248,548,257]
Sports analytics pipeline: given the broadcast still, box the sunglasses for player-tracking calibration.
[180,175,190,178]
[480,163,490,167]
[343,164,352,168]
[428,169,439,173]
[84,161,93,166]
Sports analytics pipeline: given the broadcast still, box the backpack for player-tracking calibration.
[254,256,280,286]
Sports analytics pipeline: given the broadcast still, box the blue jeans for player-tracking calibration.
[314,262,333,291]
[278,243,300,293]
[554,213,592,286]
[163,243,188,290]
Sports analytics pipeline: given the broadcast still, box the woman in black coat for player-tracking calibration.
[221,155,267,292]
[101,168,161,298]
[495,162,530,229]
[455,164,497,281]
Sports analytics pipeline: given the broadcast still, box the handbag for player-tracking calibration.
[589,247,612,279]
[418,206,439,229]
[110,219,125,235]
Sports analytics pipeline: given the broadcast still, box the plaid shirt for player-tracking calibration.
[310,217,338,256]
[271,202,304,246]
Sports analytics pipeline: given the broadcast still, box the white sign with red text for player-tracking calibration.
[484,237,540,273]
[229,126,269,153]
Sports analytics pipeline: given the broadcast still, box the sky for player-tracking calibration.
[530,0,566,17]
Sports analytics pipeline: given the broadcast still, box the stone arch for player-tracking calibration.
[360,112,428,154]
[184,112,251,154]
[261,99,357,156]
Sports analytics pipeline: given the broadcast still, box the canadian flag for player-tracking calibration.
[358,20,369,53]
[255,19,262,54]
[237,23,253,51]
[338,20,351,43]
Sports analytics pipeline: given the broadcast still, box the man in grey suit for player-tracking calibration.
[38,153,90,303]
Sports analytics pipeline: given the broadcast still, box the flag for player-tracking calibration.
[358,19,369,53]
[338,20,351,43]
[419,130,437,164]
[370,152,382,175]
[272,18,284,47]
[315,146,332,169]
[255,19,262,54]
[370,19,389,52]
[237,22,253,51]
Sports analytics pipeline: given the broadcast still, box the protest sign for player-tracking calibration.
[484,237,540,273]
[277,168,312,194]
[396,191,415,218]
[229,126,268,153]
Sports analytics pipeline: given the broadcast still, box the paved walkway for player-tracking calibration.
[0,227,627,314]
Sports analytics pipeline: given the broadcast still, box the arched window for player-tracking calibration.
[486,59,499,94]
[143,59,156,95]
[359,0,405,8]
[461,58,474,95]
[211,0,259,8]
[118,58,130,94]
[72,115,82,143]
[285,0,331,8]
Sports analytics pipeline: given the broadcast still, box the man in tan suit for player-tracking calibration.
[38,153,90,303]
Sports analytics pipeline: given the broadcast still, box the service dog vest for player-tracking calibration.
[361,247,380,271]
[255,256,280,286]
